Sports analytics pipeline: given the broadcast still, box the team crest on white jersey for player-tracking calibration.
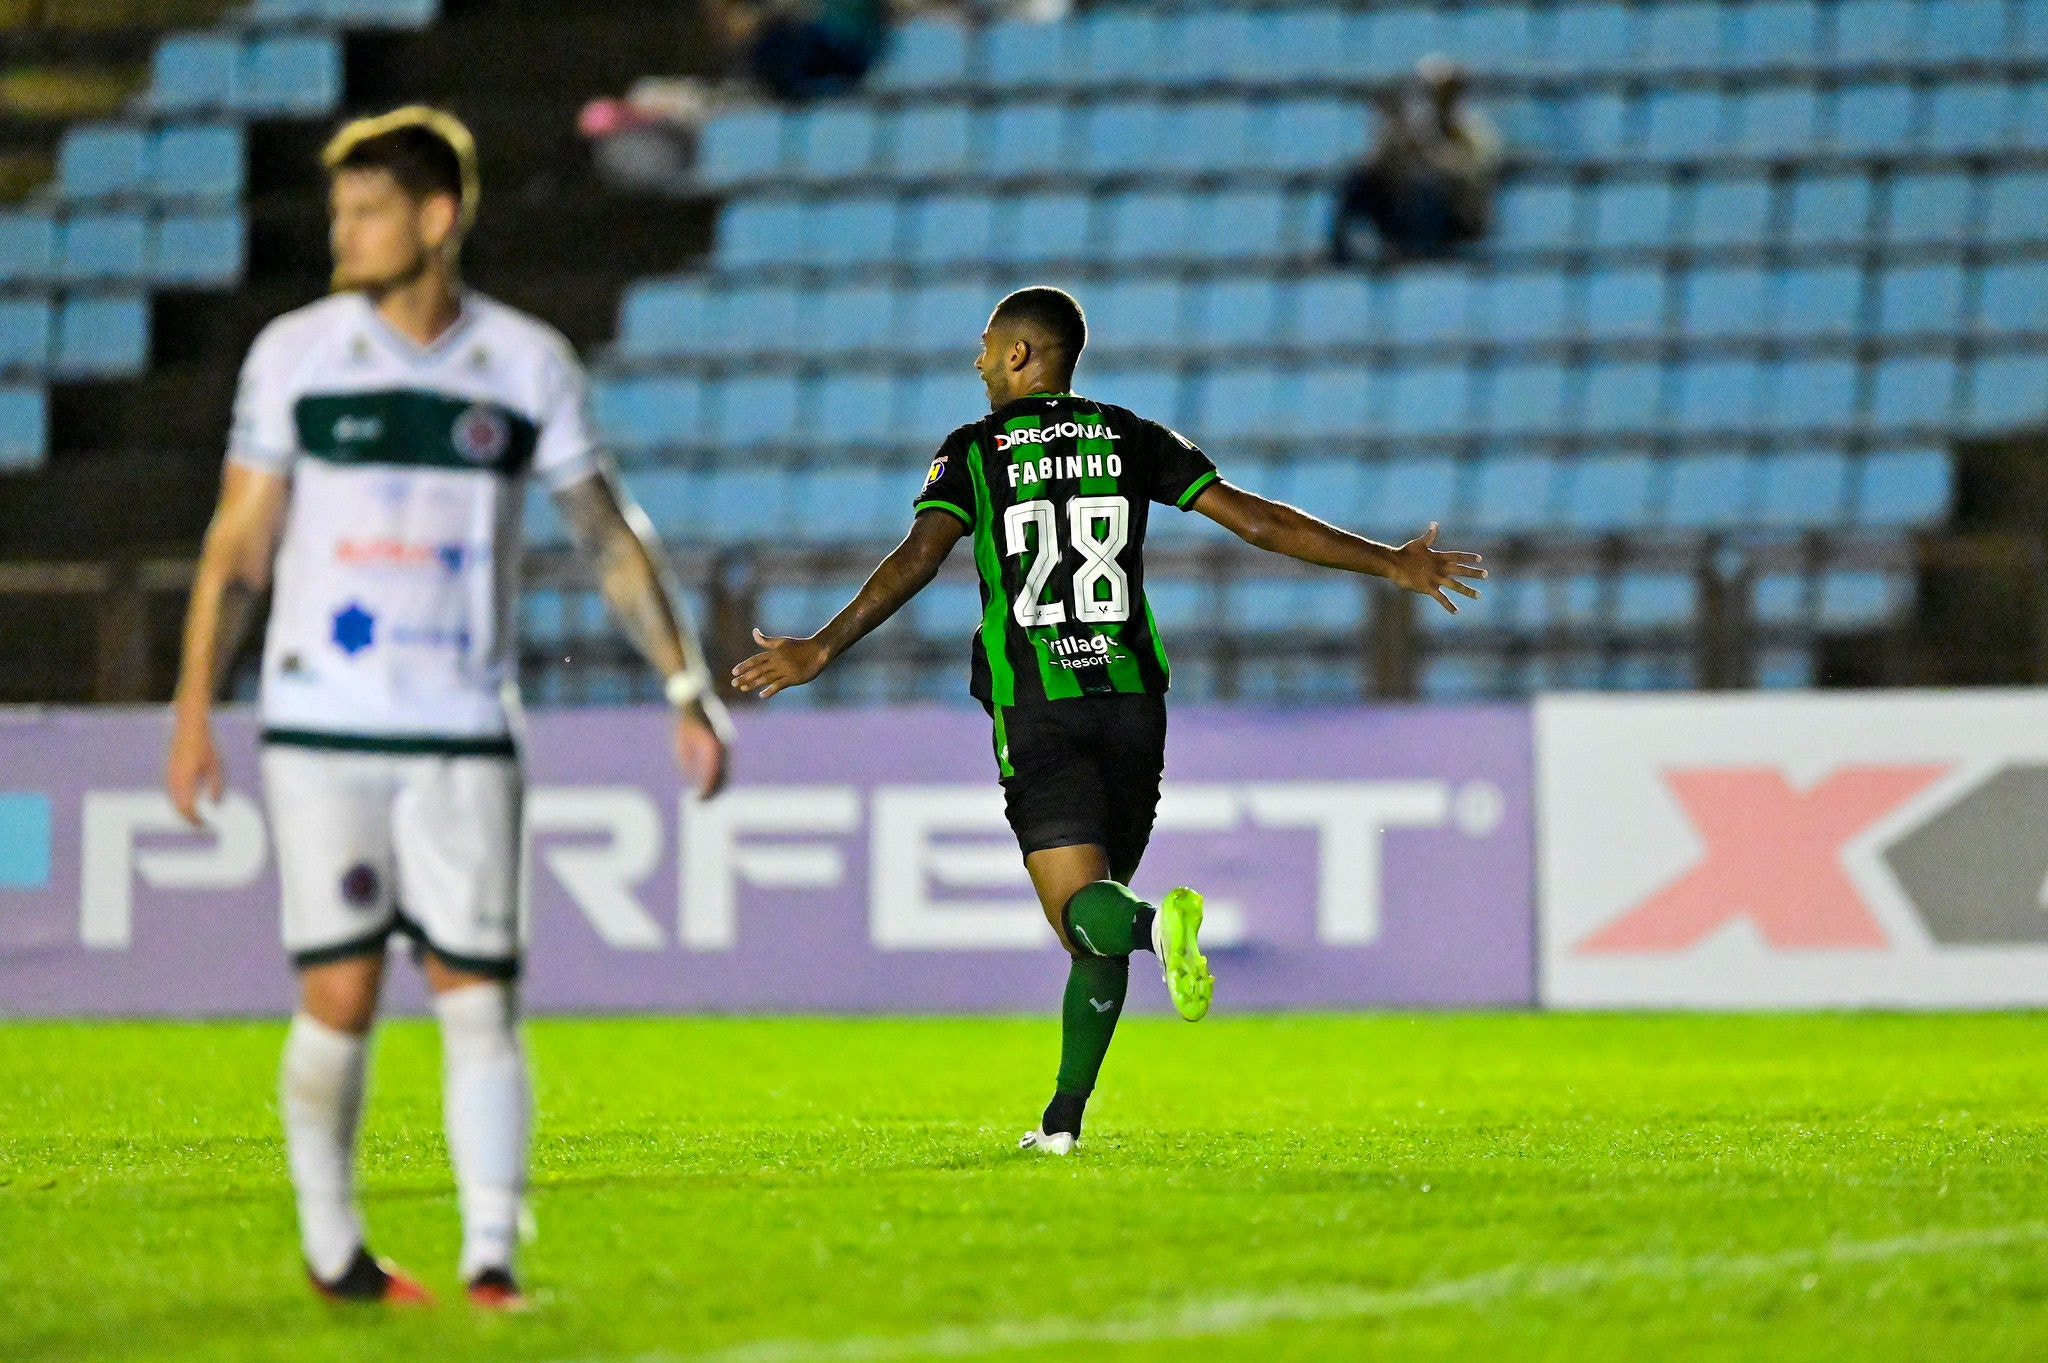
[451,405,509,464]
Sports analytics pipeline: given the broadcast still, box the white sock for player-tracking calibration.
[435,982,530,1281]
[280,1013,370,1283]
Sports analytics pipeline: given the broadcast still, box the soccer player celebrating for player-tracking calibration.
[734,287,1483,1154]
[164,108,732,1307]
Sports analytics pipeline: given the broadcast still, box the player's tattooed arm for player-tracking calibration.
[732,509,965,699]
[167,463,289,825]
[1190,480,1487,614]
[556,467,732,796]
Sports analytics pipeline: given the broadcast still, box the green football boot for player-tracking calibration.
[1154,887,1213,1022]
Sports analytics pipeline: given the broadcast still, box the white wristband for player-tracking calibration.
[664,669,707,709]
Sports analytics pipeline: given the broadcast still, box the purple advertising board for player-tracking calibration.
[0,704,1534,1017]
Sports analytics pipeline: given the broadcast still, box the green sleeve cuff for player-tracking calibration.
[915,499,973,527]
[1175,470,1220,510]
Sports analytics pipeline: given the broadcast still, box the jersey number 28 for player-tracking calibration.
[1004,496,1130,627]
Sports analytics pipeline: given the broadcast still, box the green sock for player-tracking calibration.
[1064,881,1153,957]
[1055,954,1129,1097]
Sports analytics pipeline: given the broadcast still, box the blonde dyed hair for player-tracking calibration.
[322,105,480,237]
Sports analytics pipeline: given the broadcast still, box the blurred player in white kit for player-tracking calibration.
[164,106,730,1308]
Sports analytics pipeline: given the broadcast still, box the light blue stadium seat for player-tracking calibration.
[58,126,148,201]
[1289,365,1373,439]
[1869,355,1958,428]
[986,101,1068,179]
[1581,360,1664,434]
[805,372,895,443]
[1492,183,1578,252]
[905,280,990,356]
[1985,172,2048,243]
[815,284,895,356]
[1385,268,1475,345]
[1855,448,1951,527]
[1830,83,1917,156]
[522,482,573,549]
[1591,180,1675,248]
[592,375,702,452]
[1558,91,1631,159]
[909,580,983,637]
[872,18,970,92]
[1732,87,1820,157]
[1886,172,1972,244]
[1092,278,1183,355]
[1442,4,1534,72]
[1263,100,1364,174]
[1194,189,1286,263]
[2025,0,2048,55]
[1560,453,1654,531]
[0,298,50,371]
[1471,453,1558,531]
[907,367,984,444]
[52,293,148,377]
[1288,274,1374,348]
[1675,358,1762,433]
[908,192,994,265]
[1682,265,1768,338]
[240,34,342,115]
[1081,100,1156,177]
[1370,456,1462,537]
[791,465,892,540]
[1752,572,1811,624]
[254,0,435,21]
[1540,3,1637,75]
[150,33,239,112]
[1877,263,1964,337]
[1419,656,1496,701]
[698,110,784,188]
[1785,175,1872,245]
[1385,364,1473,438]
[994,192,1089,266]
[152,124,242,200]
[1086,369,1181,427]
[1616,573,1696,628]
[1687,176,1772,248]
[806,196,897,267]
[1273,457,1373,525]
[716,374,801,447]
[1776,571,1895,629]
[1729,1,1819,68]
[1764,358,1858,432]
[1225,578,1364,634]
[708,283,800,358]
[1774,266,1862,338]
[1142,578,1210,633]
[1189,279,1278,350]
[1076,10,1160,90]
[617,278,707,361]
[1924,0,2012,60]
[1245,8,1348,82]
[1757,451,1849,526]
[1979,262,2048,335]
[152,211,243,285]
[0,206,58,278]
[1641,3,1723,73]
[1583,267,1667,340]
[1193,367,1279,442]
[518,585,568,638]
[57,213,148,282]
[1833,0,1919,65]
[0,385,49,466]
[1484,360,1569,436]
[1161,9,1257,83]
[1106,190,1186,263]
[982,17,1074,90]
[1642,90,1726,160]
[1923,81,2013,153]
[887,105,972,178]
[1662,454,1754,527]
[696,468,790,544]
[716,199,804,269]
[1481,272,1568,344]
[1967,351,2048,428]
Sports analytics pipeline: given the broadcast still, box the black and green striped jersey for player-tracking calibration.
[913,391,1220,708]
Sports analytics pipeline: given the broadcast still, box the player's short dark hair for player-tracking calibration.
[322,106,480,234]
[990,287,1087,367]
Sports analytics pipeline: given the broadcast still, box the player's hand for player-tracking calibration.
[731,629,829,700]
[674,697,731,800]
[166,713,224,828]
[1389,523,1487,614]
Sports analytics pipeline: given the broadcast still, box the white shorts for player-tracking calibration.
[261,744,524,977]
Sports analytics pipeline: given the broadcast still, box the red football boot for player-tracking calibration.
[466,1266,530,1312]
[309,1246,436,1306]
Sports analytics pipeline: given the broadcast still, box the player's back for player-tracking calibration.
[915,391,1219,708]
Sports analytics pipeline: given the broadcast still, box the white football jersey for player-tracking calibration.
[228,290,599,748]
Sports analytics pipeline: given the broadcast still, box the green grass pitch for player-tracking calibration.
[5,1012,2048,1361]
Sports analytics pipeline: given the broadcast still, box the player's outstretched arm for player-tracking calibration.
[167,463,289,826]
[1190,480,1486,614]
[556,467,731,798]
[733,510,965,699]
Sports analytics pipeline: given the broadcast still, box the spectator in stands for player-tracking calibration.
[1331,57,1502,265]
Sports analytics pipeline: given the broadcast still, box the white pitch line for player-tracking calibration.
[569,1221,2048,1363]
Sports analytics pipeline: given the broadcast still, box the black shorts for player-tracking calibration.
[991,693,1167,884]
